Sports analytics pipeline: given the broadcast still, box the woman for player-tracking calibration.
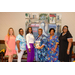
[16,28,26,62]
[5,28,16,62]
[59,25,73,62]
[26,27,35,62]
[47,28,59,62]
[35,28,48,62]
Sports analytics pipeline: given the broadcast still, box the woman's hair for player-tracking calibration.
[62,25,72,37]
[19,28,23,32]
[8,27,15,36]
[7,27,15,40]
[38,28,43,32]
[49,28,55,33]
[62,25,68,32]
[26,27,33,34]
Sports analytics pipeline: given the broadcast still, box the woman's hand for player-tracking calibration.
[8,48,11,52]
[48,48,49,50]
[35,46,41,49]
[67,50,70,55]
[5,41,11,52]
[18,49,21,53]
[36,45,44,49]
[34,44,35,46]
[53,48,56,53]
[29,48,31,52]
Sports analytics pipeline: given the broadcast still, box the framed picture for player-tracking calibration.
[49,14,56,24]
[28,13,39,23]
[30,23,39,39]
[39,13,48,23]
[56,14,62,23]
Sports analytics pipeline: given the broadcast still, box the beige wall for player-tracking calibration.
[0,12,75,41]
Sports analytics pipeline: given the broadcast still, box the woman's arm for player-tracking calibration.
[54,43,59,53]
[26,35,31,52]
[16,40,21,53]
[54,36,59,53]
[54,44,58,50]
[36,45,44,49]
[5,41,11,51]
[67,38,73,55]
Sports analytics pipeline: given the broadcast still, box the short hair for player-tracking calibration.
[19,28,23,32]
[49,28,55,33]
[38,28,43,32]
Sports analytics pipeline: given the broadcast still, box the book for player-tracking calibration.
[35,41,40,48]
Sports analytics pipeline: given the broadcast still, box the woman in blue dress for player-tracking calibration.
[35,28,48,62]
[47,28,59,62]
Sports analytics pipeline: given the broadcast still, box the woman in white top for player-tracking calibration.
[26,27,35,62]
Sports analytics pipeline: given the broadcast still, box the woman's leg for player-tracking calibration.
[31,46,34,62]
[11,55,13,62]
[27,49,31,62]
[26,45,31,62]
[17,50,24,62]
[8,55,12,62]
[8,56,10,62]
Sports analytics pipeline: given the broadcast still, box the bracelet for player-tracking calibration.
[67,50,70,51]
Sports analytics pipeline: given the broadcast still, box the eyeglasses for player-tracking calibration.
[63,28,67,30]
[20,31,24,32]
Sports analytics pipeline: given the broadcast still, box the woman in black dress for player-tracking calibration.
[59,25,73,62]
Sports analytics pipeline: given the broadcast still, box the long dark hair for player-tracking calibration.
[62,25,68,31]
[62,25,71,35]
[26,27,33,34]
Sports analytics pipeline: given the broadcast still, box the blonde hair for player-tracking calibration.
[7,28,15,39]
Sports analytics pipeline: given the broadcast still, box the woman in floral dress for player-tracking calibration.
[47,28,59,62]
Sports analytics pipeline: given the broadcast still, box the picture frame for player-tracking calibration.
[39,13,48,23]
[56,14,62,23]
[49,14,56,24]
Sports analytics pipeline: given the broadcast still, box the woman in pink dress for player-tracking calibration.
[5,28,16,62]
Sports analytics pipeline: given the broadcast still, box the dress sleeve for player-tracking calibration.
[67,32,72,39]
[16,35,21,41]
[4,35,8,42]
[55,36,59,44]
[26,34,30,48]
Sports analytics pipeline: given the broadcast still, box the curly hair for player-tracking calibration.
[49,28,55,33]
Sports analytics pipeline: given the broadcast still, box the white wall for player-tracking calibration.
[0,12,75,41]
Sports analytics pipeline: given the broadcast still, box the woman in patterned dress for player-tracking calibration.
[47,28,59,62]
[35,28,48,62]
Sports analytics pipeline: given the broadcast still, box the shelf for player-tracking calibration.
[25,18,38,19]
